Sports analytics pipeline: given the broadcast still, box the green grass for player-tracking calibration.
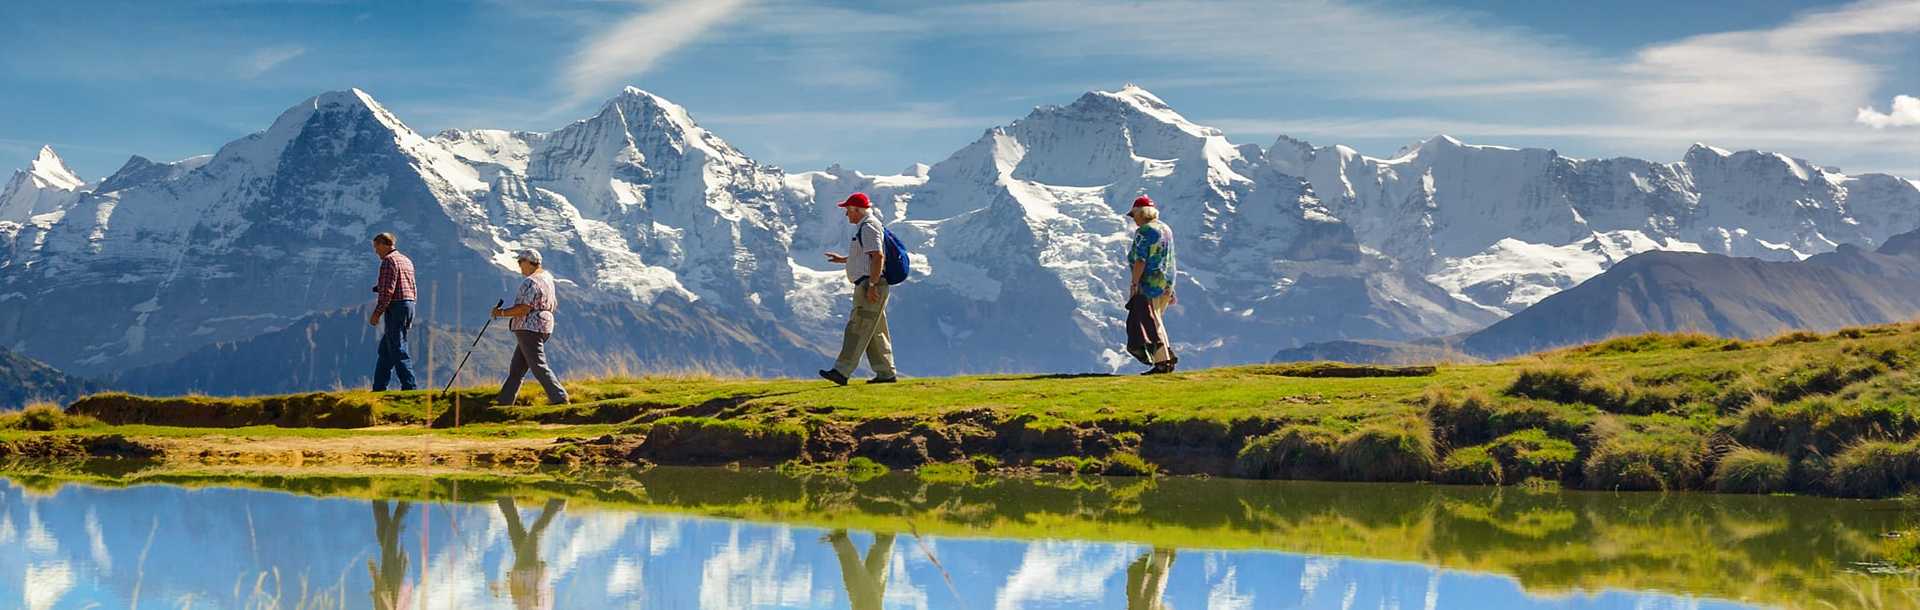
[26,322,1920,496]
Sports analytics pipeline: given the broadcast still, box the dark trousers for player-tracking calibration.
[373,300,418,391]
[497,330,569,405]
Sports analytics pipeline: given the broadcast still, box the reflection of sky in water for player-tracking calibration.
[0,481,1758,609]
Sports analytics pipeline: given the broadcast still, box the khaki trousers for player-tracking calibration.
[833,282,896,378]
[1147,294,1173,364]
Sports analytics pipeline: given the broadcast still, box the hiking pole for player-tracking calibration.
[442,299,504,397]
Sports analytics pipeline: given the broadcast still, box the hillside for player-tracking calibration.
[0,347,100,409]
[14,321,1920,498]
[1462,229,1920,358]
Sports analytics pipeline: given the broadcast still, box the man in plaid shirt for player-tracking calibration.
[369,232,419,391]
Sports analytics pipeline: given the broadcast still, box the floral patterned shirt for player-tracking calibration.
[509,270,558,335]
[1128,220,1177,299]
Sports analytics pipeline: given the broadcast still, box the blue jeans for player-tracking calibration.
[374,300,418,391]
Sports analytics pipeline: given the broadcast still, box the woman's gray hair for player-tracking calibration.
[1131,205,1160,222]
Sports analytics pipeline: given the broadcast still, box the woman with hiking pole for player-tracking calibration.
[492,249,571,406]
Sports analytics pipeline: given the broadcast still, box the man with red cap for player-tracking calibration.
[1127,195,1179,374]
[819,192,898,385]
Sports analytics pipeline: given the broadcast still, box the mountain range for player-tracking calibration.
[4,85,1918,393]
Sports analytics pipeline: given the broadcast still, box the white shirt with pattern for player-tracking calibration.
[509,270,558,334]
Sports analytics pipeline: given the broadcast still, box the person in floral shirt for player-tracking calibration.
[1127,195,1179,374]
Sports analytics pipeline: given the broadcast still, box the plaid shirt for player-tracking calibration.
[372,250,417,318]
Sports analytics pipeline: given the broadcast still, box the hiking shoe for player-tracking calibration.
[1141,364,1171,376]
[868,375,898,384]
[818,369,850,386]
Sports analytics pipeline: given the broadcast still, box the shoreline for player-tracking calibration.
[10,323,1920,498]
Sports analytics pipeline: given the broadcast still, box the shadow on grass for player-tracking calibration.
[976,373,1118,382]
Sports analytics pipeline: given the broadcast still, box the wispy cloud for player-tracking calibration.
[561,0,751,105]
[932,0,1608,100]
[933,0,1920,173]
[1860,95,1920,128]
[235,45,305,79]
[1618,0,1920,129]
[703,104,999,130]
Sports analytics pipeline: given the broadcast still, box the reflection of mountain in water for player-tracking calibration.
[0,469,1911,609]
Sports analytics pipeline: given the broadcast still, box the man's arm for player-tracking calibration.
[370,258,395,325]
[1130,261,1145,295]
[864,250,885,302]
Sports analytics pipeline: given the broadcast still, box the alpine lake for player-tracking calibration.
[1,463,1915,610]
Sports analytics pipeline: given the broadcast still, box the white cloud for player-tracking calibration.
[561,0,752,104]
[933,0,1608,100]
[235,45,304,79]
[940,0,1920,173]
[1617,0,1920,129]
[703,104,999,130]
[1860,94,1920,128]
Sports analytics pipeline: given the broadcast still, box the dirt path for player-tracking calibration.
[140,433,567,467]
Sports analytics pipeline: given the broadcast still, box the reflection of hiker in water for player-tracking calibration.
[368,500,413,610]
[826,529,896,610]
[494,498,565,610]
[1125,547,1175,610]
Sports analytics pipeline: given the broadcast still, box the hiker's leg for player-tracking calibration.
[373,336,394,392]
[520,331,569,405]
[832,287,884,377]
[863,284,895,377]
[373,308,400,391]
[1148,295,1174,365]
[390,301,417,391]
[496,333,530,405]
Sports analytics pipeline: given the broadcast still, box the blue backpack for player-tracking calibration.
[880,229,911,285]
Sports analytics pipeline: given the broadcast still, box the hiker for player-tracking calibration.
[818,192,898,385]
[1126,196,1179,374]
[368,232,418,391]
[491,249,571,406]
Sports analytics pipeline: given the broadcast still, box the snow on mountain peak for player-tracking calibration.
[1064,86,1222,139]
[1685,142,1734,160]
[26,146,84,191]
[1,145,87,223]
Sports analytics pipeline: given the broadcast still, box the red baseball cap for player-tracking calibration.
[1132,195,1154,208]
[838,192,873,208]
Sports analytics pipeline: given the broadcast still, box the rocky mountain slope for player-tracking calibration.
[1460,228,1920,358]
[0,347,99,409]
[1271,136,1920,315]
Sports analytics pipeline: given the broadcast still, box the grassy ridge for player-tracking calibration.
[20,323,1920,496]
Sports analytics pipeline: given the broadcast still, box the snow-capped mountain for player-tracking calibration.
[0,145,87,224]
[0,88,817,378]
[861,86,1493,370]
[4,84,1918,388]
[1272,136,1920,314]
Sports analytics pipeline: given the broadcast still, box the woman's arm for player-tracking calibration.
[492,304,534,318]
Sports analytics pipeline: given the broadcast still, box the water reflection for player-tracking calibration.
[369,500,412,610]
[0,467,1912,609]
[825,530,894,610]
[494,498,564,610]
[1125,548,1174,610]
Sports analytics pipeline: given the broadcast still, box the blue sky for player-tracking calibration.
[3,0,1918,180]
